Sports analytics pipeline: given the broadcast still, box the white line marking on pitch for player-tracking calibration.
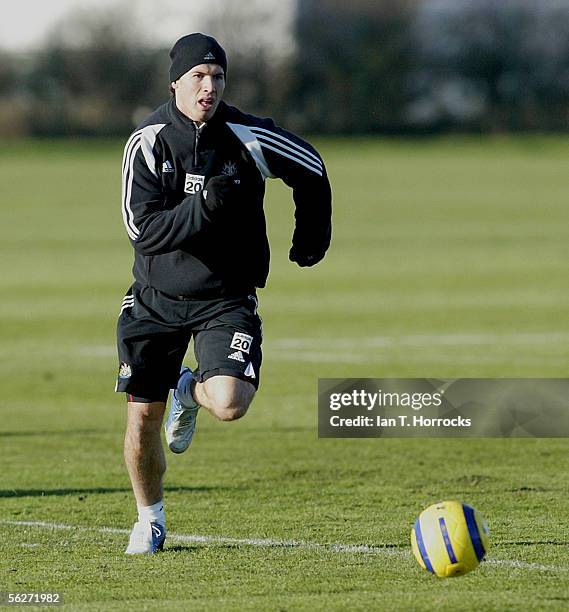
[76,332,569,360]
[272,332,569,349]
[2,520,566,573]
[1,519,401,557]
[484,559,565,572]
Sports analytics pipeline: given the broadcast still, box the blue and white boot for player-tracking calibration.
[164,367,200,454]
[125,521,166,554]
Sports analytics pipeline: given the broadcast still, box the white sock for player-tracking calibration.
[137,500,165,527]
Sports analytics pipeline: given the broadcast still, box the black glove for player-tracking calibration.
[289,247,326,267]
[202,175,241,215]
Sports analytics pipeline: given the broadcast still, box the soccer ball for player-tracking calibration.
[411,500,489,577]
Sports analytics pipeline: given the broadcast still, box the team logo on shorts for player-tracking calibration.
[244,362,256,379]
[118,362,132,378]
[230,332,253,354]
[184,173,205,194]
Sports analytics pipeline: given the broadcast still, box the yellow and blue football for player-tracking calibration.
[411,500,489,577]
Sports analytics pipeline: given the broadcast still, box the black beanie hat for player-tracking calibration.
[169,33,227,83]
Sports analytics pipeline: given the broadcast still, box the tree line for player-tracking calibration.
[2,0,569,136]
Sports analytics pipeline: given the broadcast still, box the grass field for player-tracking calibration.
[1,137,568,610]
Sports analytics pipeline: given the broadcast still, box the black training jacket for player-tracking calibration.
[121,98,332,298]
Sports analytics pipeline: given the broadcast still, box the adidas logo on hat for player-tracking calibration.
[203,52,216,60]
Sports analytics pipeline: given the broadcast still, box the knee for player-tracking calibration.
[199,377,255,422]
[217,406,247,422]
[207,389,251,422]
[126,402,164,434]
[211,397,249,422]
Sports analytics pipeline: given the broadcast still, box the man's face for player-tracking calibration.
[172,63,225,123]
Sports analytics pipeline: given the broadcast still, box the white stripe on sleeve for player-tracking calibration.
[226,122,275,180]
[121,129,143,174]
[248,126,323,167]
[121,137,141,240]
[140,124,167,178]
[120,123,167,240]
[254,139,322,176]
[120,302,134,315]
[253,134,323,175]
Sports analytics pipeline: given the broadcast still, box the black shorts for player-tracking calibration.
[115,284,262,402]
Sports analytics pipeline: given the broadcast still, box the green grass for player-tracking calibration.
[0,136,568,610]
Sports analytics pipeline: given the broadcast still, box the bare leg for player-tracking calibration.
[192,375,256,421]
[124,401,166,506]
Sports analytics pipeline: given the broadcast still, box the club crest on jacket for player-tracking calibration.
[222,161,238,176]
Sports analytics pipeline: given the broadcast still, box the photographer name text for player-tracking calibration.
[327,389,471,429]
